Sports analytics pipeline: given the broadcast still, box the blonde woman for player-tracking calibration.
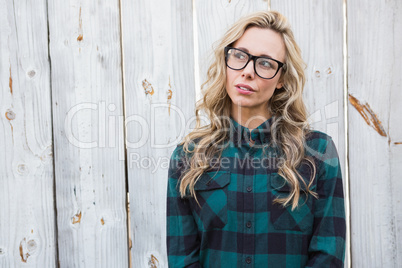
[166,10,346,268]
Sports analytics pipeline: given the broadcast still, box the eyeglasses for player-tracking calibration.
[224,47,285,79]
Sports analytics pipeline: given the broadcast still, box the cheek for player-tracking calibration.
[259,80,279,95]
[226,68,237,85]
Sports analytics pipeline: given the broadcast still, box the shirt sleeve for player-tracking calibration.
[166,145,201,268]
[306,136,346,267]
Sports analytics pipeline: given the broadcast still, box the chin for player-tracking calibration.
[231,101,254,108]
[229,96,251,105]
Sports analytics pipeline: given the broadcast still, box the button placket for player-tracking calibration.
[250,129,259,143]
[243,156,255,265]
[246,256,252,264]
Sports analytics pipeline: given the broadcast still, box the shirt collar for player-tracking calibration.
[229,116,273,146]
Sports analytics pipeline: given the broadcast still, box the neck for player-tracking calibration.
[231,105,271,130]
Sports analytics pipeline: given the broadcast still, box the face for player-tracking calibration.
[225,26,286,118]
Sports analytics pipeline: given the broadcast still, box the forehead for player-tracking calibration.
[233,26,286,61]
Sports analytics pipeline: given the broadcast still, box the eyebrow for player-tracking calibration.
[236,46,273,58]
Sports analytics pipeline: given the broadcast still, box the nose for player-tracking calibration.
[241,59,255,78]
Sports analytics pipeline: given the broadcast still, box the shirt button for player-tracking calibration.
[246,186,252,192]
[246,221,252,228]
[246,257,252,264]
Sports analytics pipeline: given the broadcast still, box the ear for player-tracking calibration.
[276,82,283,89]
[276,72,284,89]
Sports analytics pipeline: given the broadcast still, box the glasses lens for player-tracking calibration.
[226,48,249,69]
[226,48,280,79]
[255,58,279,79]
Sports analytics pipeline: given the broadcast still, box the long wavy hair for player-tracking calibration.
[178,10,317,210]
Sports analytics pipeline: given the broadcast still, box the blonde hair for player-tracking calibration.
[178,10,317,210]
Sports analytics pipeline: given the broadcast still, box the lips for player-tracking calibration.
[235,84,255,92]
[236,84,255,91]
[235,84,255,95]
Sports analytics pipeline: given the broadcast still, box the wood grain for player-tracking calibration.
[0,0,56,266]
[347,0,402,266]
[121,0,196,266]
[47,0,128,266]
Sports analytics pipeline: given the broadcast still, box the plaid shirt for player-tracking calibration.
[166,116,346,268]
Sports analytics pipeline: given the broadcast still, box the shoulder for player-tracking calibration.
[170,143,185,160]
[304,130,341,179]
[304,130,337,157]
[168,144,186,178]
[169,140,196,160]
[168,142,194,179]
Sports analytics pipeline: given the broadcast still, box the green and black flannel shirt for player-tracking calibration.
[167,116,346,267]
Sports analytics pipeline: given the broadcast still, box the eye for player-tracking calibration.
[232,50,247,61]
[258,59,274,69]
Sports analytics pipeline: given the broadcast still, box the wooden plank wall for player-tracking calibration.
[121,0,196,267]
[347,0,402,266]
[0,0,56,266]
[47,0,128,267]
[0,0,402,267]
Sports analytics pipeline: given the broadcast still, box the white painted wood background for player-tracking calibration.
[347,0,402,267]
[0,0,401,267]
[121,0,195,267]
[47,0,129,267]
[0,0,56,266]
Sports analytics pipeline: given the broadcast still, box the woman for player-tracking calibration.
[166,10,346,268]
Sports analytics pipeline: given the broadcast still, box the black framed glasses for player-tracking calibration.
[224,46,285,79]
